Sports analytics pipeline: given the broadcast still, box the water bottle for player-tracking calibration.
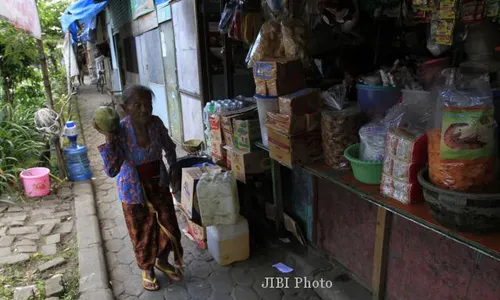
[64,121,78,148]
[63,121,92,181]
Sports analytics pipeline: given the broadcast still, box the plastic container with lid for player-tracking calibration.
[207,216,250,265]
[255,94,279,147]
[356,85,401,118]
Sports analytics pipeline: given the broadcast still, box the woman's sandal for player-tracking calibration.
[155,262,182,281]
[142,271,160,291]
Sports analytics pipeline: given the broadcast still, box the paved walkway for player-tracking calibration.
[77,85,325,300]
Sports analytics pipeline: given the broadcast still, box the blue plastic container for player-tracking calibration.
[64,145,92,181]
[356,84,402,118]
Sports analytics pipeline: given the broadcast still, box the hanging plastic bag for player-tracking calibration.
[428,68,498,192]
[219,0,238,33]
[196,171,240,226]
[323,84,347,110]
[281,19,308,66]
[229,6,244,40]
[246,20,284,68]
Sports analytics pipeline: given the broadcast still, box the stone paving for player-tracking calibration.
[0,185,73,266]
[77,86,329,300]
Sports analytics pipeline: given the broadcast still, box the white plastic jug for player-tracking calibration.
[196,171,240,226]
[207,216,250,265]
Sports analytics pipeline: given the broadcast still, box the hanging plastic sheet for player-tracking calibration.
[60,0,108,44]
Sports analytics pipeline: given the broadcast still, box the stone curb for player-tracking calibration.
[73,181,113,300]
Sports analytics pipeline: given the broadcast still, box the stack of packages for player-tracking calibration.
[180,165,222,249]
[265,88,324,168]
[220,107,271,183]
[381,128,428,204]
[196,171,250,265]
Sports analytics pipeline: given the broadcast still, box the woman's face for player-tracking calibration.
[124,94,153,125]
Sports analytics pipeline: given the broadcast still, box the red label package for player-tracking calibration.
[381,127,428,204]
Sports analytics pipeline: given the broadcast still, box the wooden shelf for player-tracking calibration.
[255,142,500,261]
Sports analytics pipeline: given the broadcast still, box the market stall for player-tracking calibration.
[186,0,500,298]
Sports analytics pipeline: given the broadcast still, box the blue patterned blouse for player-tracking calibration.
[98,115,177,204]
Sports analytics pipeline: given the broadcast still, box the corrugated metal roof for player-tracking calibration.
[108,0,131,33]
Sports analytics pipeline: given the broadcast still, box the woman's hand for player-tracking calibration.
[93,119,115,143]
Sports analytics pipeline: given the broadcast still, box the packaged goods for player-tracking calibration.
[253,59,305,96]
[266,111,321,135]
[281,19,307,66]
[247,20,308,68]
[428,69,498,192]
[278,89,323,115]
[321,108,363,169]
[181,166,223,224]
[209,115,224,143]
[221,107,258,148]
[359,121,387,161]
[428,129,496,192]
[385,127,428,164]
[233,119,261,152]
[359,104,415,162]
[267,124,322,168]
[197,171,240,226]
[381,174,423,204]
[383,156,423,183]
[229,148,271,183]
[247,21,284,67]
[211,140,227,165]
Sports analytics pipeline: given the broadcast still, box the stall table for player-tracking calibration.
[256,143,500,300]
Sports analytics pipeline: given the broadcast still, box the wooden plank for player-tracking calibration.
[271,159,284,234]
[372,207,392,300]
[312,176,319,245]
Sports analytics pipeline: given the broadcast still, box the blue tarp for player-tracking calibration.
[60,0,108,44]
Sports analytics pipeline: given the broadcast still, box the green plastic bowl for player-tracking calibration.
[344,144,383,185]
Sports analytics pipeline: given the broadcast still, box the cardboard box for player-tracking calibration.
[233,119,261,152]
[266,111,321,135]
[209,115,224,143]
[211,140,227,164]
[178,205,207,249]
[278,88,323,116]
[266,124,322,168]
[221,109,259,148]
[253,59,305,96]
[229,148,271,183]
[181,166,222,224]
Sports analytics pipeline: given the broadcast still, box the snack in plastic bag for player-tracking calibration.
[323,84,347,110]
[428,68,498,192]
[359,121,387,161]
[321,107,363,169]
[247,21,284,68]
[196,171,240,226]
[281,19,308,66]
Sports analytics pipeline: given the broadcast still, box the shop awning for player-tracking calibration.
[60,0,108,44]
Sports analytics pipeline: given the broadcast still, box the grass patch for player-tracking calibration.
[0,246,79,299]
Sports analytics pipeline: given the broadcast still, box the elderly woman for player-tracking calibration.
[95,85,183,291]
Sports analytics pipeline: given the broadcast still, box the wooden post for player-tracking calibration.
[372,207,392,300]
[37,38,66,178]
[271,160,284,235]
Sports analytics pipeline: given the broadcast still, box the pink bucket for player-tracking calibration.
[19,168,51,198]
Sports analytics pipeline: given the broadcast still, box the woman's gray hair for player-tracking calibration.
[122,85,155,105]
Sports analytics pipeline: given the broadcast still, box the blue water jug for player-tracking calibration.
[63,121,92,181]
[64,144,92,181]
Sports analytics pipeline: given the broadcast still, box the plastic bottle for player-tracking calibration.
[63,121,92,181]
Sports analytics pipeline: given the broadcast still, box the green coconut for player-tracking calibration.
[94,106,120,133]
